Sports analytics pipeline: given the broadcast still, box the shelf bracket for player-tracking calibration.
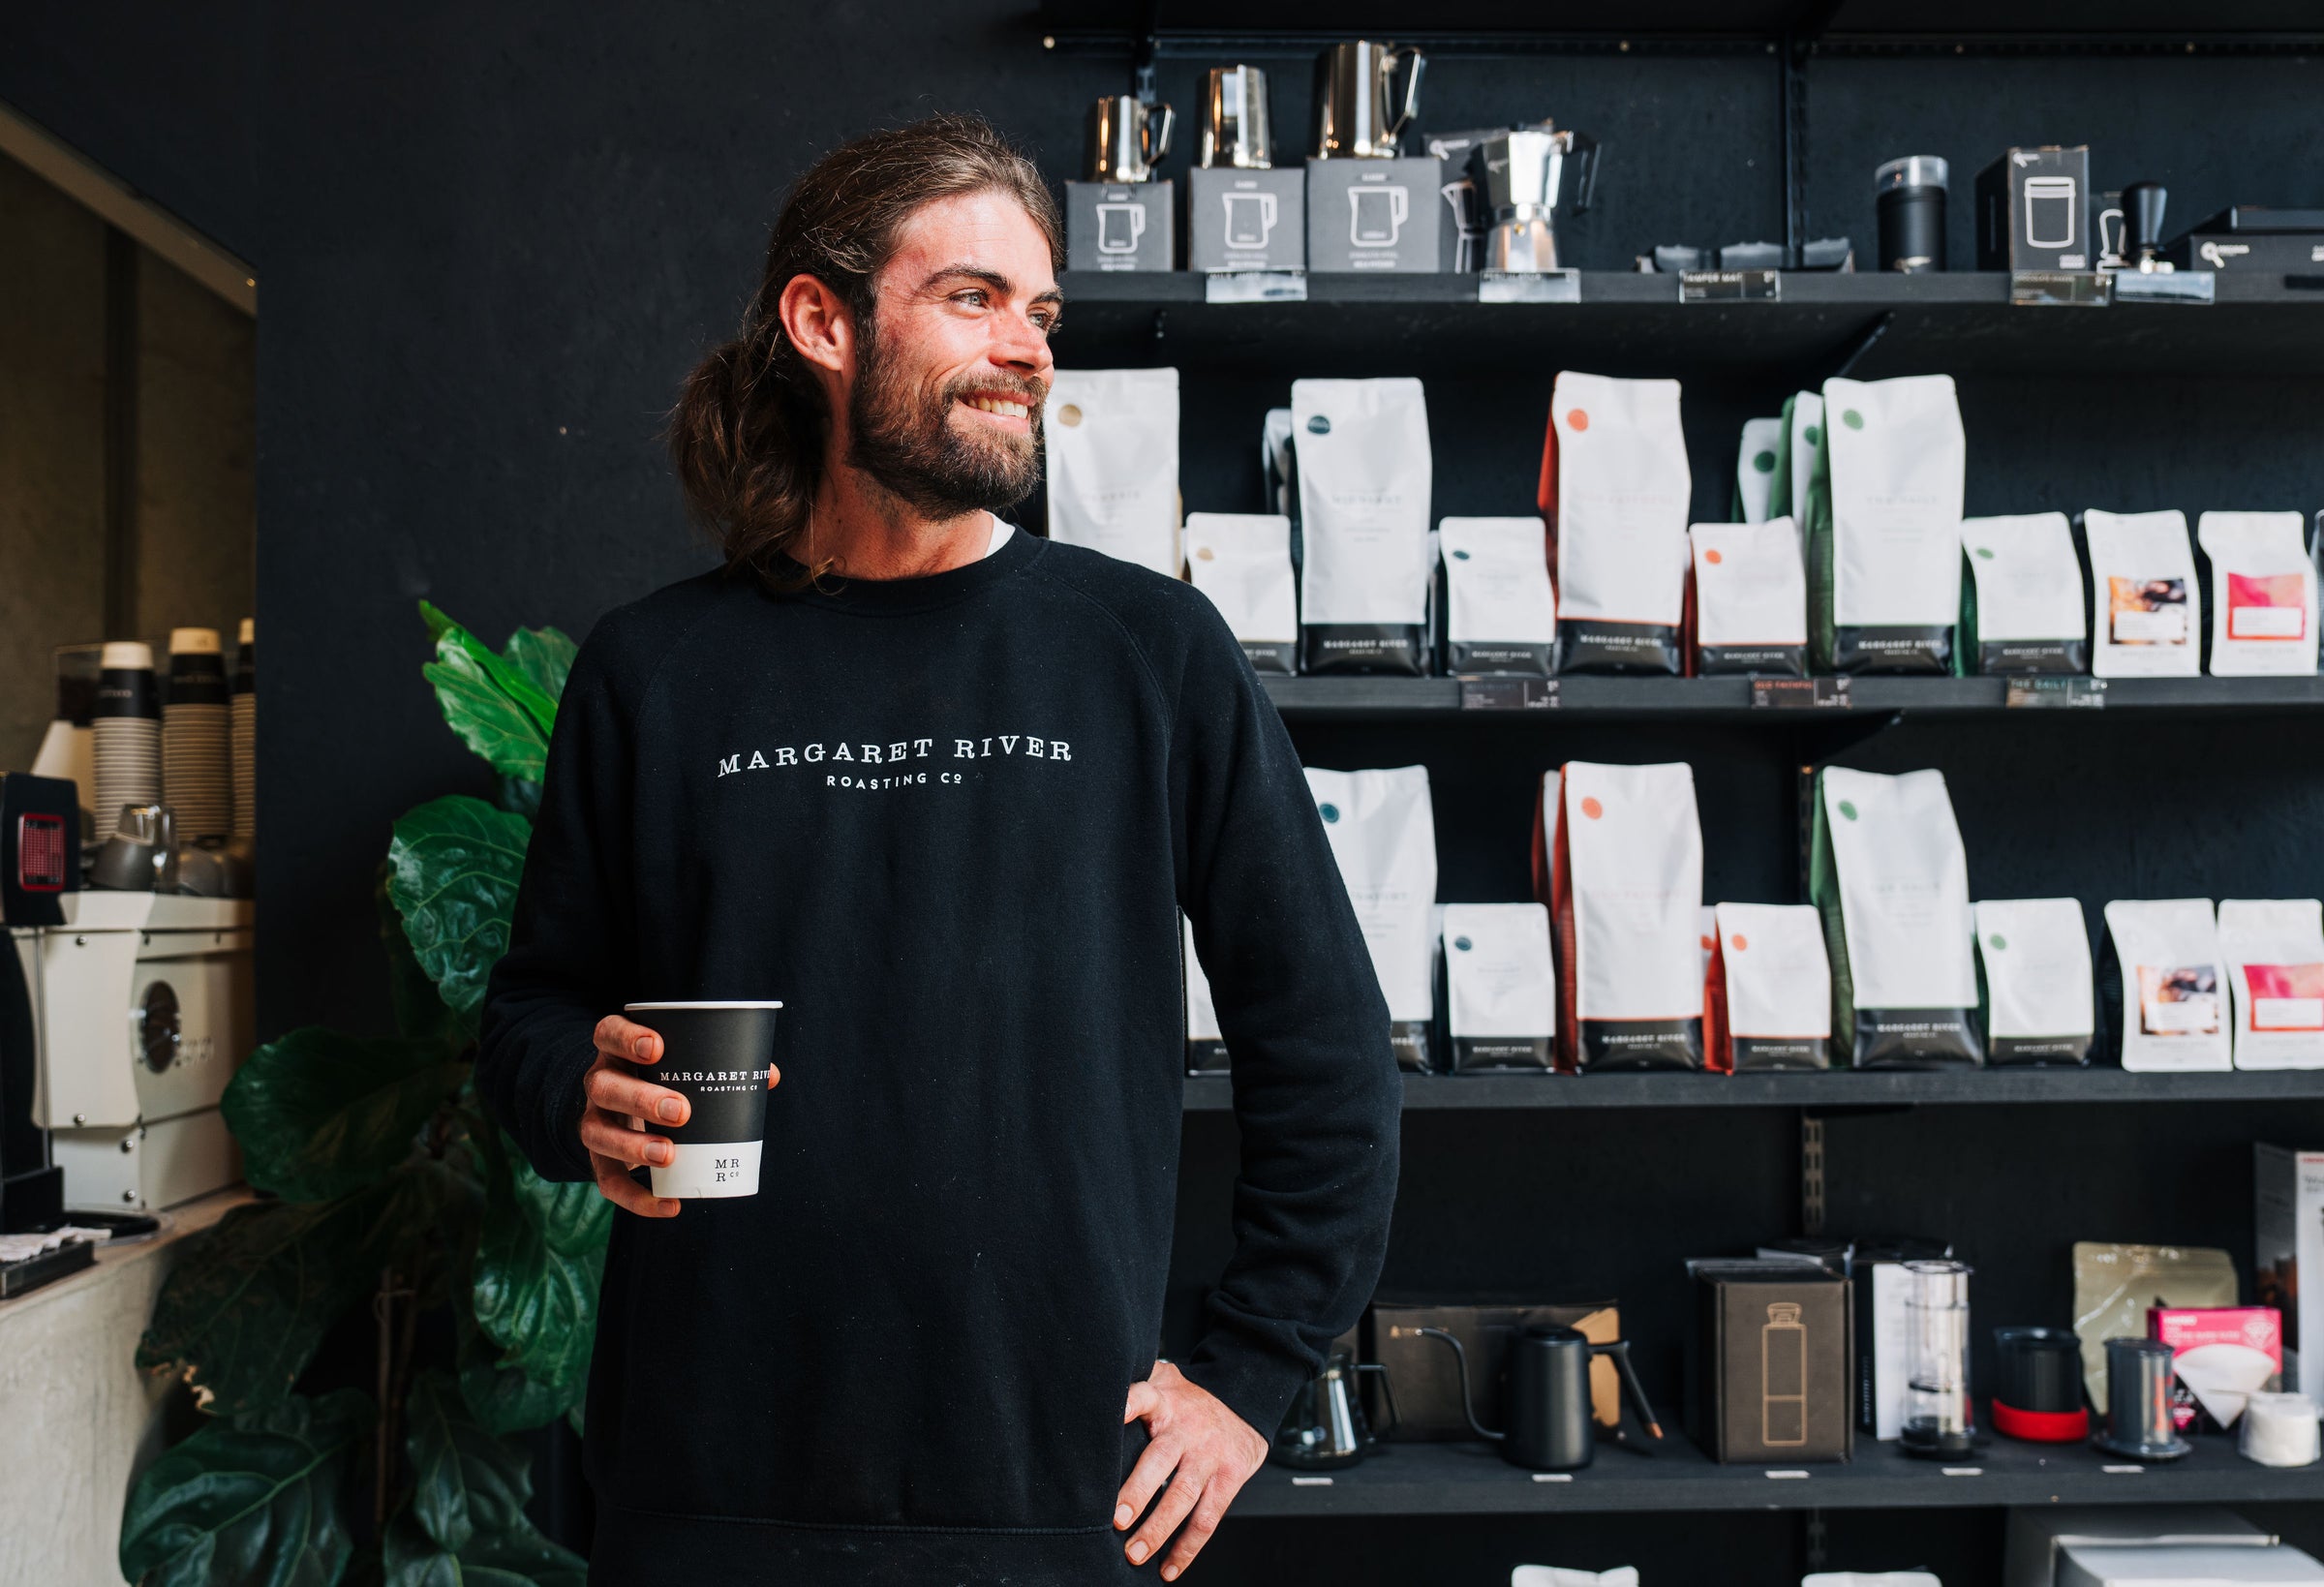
[1830,310,1896,382]
[1800,1113,1826,1236]
[1133,0,1162,105]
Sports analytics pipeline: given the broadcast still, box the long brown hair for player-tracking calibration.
[667,114,1062,591]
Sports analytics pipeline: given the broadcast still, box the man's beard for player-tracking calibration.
[844,324,1045,520]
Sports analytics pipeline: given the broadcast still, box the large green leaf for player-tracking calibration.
[418,603,559,780]
[119,1389,369,1587]
[379,863,469,1048]
[499,626,576,707]
[455,1315,575,1437]
[471,1134,611,1390]
[138,1166,458,1417]
[220,1026,466,1203]
[387,796,531,1021]
[404,1370,531,1551]
[382,1515,586,1587]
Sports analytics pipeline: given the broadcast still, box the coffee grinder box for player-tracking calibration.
[1976,146,2095,271]
[1186,167,1305,273]
[1065,180,1177,273]
[2255,1144,2324,1389]
[1305,157,1443,274]
[1688,1260,1852,1462]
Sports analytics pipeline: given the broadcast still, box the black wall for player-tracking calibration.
[10,7,2324,1583]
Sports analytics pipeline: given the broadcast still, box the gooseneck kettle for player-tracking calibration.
[1418,1325,1662,1471]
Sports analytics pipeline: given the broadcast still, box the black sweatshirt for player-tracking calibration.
[475,530,1400,1584]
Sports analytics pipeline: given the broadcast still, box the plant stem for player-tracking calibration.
[373,1266,394,1533]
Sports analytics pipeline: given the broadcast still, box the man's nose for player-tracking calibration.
[992,310,1054,375]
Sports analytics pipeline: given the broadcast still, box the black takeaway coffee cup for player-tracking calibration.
[623,1000,783,1199]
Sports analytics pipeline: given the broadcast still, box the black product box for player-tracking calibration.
[1688,1261,1852,1462]
[1977,147,2095,272]
[1064,180,1176,273]
[2168,208,2324,273]
[1369,1299,1623,1437]
[1305,158,1444,274]
[1760,1236,1954,1438]
[1185,167,1305,273]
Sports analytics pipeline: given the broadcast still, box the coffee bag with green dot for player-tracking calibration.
[1972,898,2095,1065]
[1806,375,1966,675]
[1958,512,2090,675]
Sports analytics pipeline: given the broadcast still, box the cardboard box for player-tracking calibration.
[1305,157,1443,274]
[1368,1299,1622,1438]
[1687,1261,1851,1462]
[2004,1507,2275,1587]
[1185,167,1304,273]
[1065,180,1176,273]
[2255,1145,2324,1389]
[1977,146,2095,272]
[2060,1545,2324,1587]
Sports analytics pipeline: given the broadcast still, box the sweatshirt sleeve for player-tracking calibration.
[1169,608,1401,1441]
[474,621,639,1183]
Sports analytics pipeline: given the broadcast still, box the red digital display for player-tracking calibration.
[16,812,66,892]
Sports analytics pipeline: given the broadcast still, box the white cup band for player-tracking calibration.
[649,1141,762,1199]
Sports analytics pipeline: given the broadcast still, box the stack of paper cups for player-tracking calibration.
[164,628,232,841]
[231,618,256,840]
[91,641,163,837]
[2241,1390,2322,1467]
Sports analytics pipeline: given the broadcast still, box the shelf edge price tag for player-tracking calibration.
[1459,677,1559,712]
[1204,271,1307,305]
[2004,676,2106,710]
[1680,269,1780,302]
[1478,270,1580,305]
[2112,269,2215,305]
[1751,677,1850,710]
[2010,270,2110,307]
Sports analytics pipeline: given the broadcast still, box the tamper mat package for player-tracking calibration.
[1550,760,1705,1071]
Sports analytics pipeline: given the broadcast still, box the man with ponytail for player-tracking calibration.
[479,114,1397,1585]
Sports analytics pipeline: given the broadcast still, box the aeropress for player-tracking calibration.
[1417,1325,1661,1471]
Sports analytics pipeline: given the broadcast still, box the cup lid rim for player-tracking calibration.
[624,1000,784,1010]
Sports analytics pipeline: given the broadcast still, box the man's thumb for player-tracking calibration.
[1122,1380,1162,1424]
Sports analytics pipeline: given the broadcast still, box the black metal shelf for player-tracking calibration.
[1258,674,2324,721]
[1185,1068,2324,1110]
[1055,271,2324,378]
[1231,1425,2324,1517]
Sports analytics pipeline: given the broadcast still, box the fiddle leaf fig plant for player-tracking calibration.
[122,604,600,1587]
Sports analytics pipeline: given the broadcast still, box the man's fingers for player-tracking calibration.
[1157,1470,1244,1581]
[1122,1380,1163,1425]
[591,1156,679,1218]
[585,1067,690,1126]
[1125,1463,1206,1570]
[1113,1435,1178,1531]
[593,1014,662,1064]
[580,1114,673,1168]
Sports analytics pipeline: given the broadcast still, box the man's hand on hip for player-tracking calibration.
[1116,1360,1269,1579]
[578,1014,780,1218]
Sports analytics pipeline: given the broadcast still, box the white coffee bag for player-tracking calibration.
[2199,511,2319,676]
[1183,914,1228,1073]
[2085,508,2201,678]
[1972,899,2095,1065]
[1960,512,2089,675]
[1811,766,1981,1067]
[1809,375,1965,675]
[1768,390,1823,529]
[1710,902,1832,1071]
[1541,372,1691,675]
[1690,518,1808,677]
[2219,899,2324,1070]
[2103,900,2230,1071]
[1185,512,1298,675]
[1442,902,1556,1072]
[1439,516,1556,676]
[1043,368,1180,577]
[1551,760,1705,1070]
[1293,379,1434,675]
[1307,765,1438,1069]
[1735,416,1784,525]
[1529,767,1562,907]
[1263,407,1297,522]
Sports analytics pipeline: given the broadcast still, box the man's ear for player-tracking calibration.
[778,273,851,376]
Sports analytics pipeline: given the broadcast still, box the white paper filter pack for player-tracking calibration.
[1735,415,1784,524]
[1816,374,1965,674]
[2219,898,2324,1070]
[1713,901,1831,1070]
[1293,378,1434,675]
[1690,518,1808,677]
[1042,368,1180,576]
[1556,760,1705,1070]
[1182,914,1226,1072]
[1307,765,1437,1069]
[1439,516,1556,675]
[1443,902,1556,1071]
[1961,512,2090,674]
[1817,767,1981,1066]
[1548,372,1692,674]
[2199,511,2320,675]
[1973,898,2095,1065]
[2086,508,2202,678]
[2104,899,2231,1071]
[1184,512,1298,674]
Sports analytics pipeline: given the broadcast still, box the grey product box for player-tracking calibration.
[1687,1260,1852,1463]
[1185,167,1305,273]
[1976,146,2095,271]
[1305,157,1444,274]
[2003,1509,2273,1587]
[1065,180,1176,273]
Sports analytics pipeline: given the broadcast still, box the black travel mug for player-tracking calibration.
[1876,156,1948,273]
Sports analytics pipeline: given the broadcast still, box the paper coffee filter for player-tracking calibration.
[2070,1240,2238,1404]
[2172,1341,2279,1427]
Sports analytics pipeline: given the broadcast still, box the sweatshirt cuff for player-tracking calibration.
[1178,1330,1313,1449]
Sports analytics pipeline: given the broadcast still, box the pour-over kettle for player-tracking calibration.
[1271,1348,1399,1470]
[1419,1324,1661,1471]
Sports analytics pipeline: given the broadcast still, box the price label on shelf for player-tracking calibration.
[1204,271,1307,304]
[1459,678,1560,711]
[1478,270,1579,304]
[2010,270,2110,307]
[2004,676,2106,710]
[1751,678,1850,710]
[1681,269,1781,302]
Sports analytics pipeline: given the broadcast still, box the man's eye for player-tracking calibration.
[954,290,987,308]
